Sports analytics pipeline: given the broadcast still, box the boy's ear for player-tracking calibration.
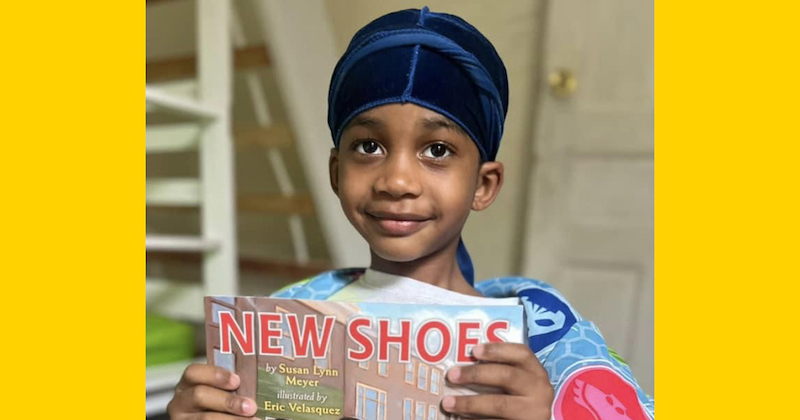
[472,161,504,211]
[329,148,340,197]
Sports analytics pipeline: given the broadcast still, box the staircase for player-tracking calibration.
[146,0,236,415]
[145,0,368,416]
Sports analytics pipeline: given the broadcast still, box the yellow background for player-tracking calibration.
[1,1,141,418]
[656,1,799,418]
[1,0,797,418]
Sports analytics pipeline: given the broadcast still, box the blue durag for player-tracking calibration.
[327,7,509,285]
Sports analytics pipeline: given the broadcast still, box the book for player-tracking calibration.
[205,296,524,420]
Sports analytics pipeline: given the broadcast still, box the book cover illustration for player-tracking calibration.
[205,297,524,420]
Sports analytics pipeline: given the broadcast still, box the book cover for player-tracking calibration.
[205,296,524,420]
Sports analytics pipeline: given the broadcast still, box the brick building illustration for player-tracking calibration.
[205,297,522,420]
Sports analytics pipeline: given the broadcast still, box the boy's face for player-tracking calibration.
[329,104,503,264]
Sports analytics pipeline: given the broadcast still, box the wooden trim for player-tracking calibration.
[146,0,180,5]
[147,193,313,214]
[237,194,314,215]
[146,252,332,279]
[233,124,293,148]
[147,45,270,83]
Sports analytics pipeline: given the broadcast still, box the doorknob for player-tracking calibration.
[548,69,577,98]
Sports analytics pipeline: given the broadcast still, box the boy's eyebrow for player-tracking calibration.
[347,115,385,130]
[419,116,467,136]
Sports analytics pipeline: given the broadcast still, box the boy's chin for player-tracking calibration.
[368,240,431,263]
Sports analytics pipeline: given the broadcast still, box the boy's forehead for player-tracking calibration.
[344,104,469,137]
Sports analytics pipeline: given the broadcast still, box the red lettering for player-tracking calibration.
[347,317,373,361]
[486,320,510,343]
[258,313,282,355]
[457,321,480,363]
[378,319,411,362]
[416,320,451,364]
[286,314,336,358]
[220,311,254,355]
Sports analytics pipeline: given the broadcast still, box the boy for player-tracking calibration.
[168,7,654,420]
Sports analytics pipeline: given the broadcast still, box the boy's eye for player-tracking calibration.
[355,140,383,155]
[422,143,452,159]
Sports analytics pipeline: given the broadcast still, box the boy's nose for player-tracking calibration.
[373,155,422,198]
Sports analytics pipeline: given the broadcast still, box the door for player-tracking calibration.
[521,0,654,394]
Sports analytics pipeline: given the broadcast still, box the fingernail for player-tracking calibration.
[472,344,484,357]
[447,367,461,382]
[242,399,255,415]
[230,373,240,387]
[441,396,455,411]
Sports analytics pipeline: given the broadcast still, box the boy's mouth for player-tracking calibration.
[365,210,433,236]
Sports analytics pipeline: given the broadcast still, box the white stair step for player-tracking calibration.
[146,357,206,416]
[146,357,205,393]
[146,124,203,153]
[145,391,175,417]
[148,79,198,98]
[146,235,220,252]
[146,278,205,322]
[146,178,200,206]
[146,86,220,120]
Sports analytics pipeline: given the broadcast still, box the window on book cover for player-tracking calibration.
[213,296,235,305]
[315,355,329,370]
[356,382,387,420]
[275,306,294,360]
[418,364,428,390]
[403,398,413,420]
[415,401,425,420]
[213,347,235,373]
[314,321,330,370]
[427,405,437,420]
[210,301,235,324]
[430,369,441,394]
[378,361,388,377]
[405,360,415,384]
[359,359,369,370]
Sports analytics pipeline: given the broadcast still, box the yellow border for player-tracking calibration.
[2,1,141,418]
[659,1,799,418]
[6,1,798,418]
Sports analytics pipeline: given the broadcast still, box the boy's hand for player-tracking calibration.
[166,363,257,419]
[442,343,554,420]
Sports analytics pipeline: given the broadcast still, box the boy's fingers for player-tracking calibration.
[441,394,526,419]
[447,363,533,396]
[182,385,257,416]
[473,343,546,374]
[177,364,240,391]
